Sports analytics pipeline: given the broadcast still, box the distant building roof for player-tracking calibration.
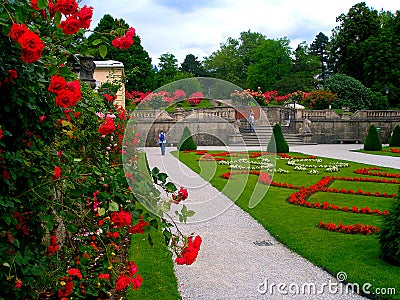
[94,60,124,68]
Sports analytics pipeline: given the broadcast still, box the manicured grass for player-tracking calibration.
[126,152,181,300]
[174,150,400,299]
[166,99,214,112]
[354,146,400,157]
[127,231,181,300]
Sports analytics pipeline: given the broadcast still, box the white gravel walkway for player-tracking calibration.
[143,145,376,300]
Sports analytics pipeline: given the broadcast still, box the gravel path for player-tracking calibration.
[143,145,379,300]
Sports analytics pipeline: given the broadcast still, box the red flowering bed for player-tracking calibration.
[318,221,380,235]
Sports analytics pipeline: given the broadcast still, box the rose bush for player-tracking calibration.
[0,0,200,299]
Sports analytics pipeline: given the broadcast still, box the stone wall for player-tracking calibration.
[129,107,400,146]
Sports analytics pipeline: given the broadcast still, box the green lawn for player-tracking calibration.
[354,146,400,157]
[174,150,400,299]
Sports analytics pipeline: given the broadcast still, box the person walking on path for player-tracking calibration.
[158,130,167,155]
[249,110,255,133]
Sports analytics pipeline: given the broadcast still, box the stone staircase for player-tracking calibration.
[233,125,306,147]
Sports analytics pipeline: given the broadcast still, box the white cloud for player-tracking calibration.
[84,0,399,66]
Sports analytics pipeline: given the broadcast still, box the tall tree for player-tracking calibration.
[246,38,292,92]
[203,31,266,88]
[87,14,156,91]
[328,2,380,82]
[361,10,400,108]
[156,53,179,87]
[310,32,330,81]
[180,54,205,77]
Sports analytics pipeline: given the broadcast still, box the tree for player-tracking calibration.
[363,125,382,151]
[361,11,400,108]
[280,42,320,92]
[323,74,375,112]
[203,31,266,88]
[267,123,289,153]
[87,14,156,91]
[389,125,400,147]
[156,53,179,87]
[180,54,205,77]
[310,32,330,81]
[246,38,292,92]
[177,127,197,151]
[328,3,380,83]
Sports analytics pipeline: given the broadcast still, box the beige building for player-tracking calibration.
[93,60,125,108]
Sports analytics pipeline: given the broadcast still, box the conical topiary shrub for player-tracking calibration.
[363,125,382,151]
[267,123,289,153]
[379,188,400,266]
[389,125,400,147]
[177,126,197,151]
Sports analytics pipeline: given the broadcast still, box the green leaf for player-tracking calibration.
[67,223,78,233]
[165,182,177,193]
[109,202,119,212]
[37,0,48,9]
[92,39,103,46]
[53,11,61,27]
[2,262,10,268]
[13,238,20,248]
[187,210,195,217]
[148,233,153,247]
[99,45,107,59]
[98,207,106,216]
[158,173,168,184]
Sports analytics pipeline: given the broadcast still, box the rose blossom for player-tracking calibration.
[98,118,116,135]
[48,75,67,94]
[18,30,45,63]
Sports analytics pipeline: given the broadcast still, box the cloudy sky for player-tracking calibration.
[82,0,399,66]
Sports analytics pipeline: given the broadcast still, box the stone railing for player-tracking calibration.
[301,109,341,120]
[351,110,400,119]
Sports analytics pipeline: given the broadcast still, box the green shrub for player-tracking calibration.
[267,123,289,153]
[363,125,382,151]
[324,74,375,112]
[177,126,197,151]
[379,188,400,266]
[389,125,400,147]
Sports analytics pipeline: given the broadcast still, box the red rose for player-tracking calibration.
[115,275,131,291]
[77,5,93,29]
[8,23,28,42]
[67,268,82,279]
[131,275,142,291]
[39,115,47,122]
[48,75,67,94]
[110,210,132,228]
[98,117,116,135]
[112,36,133,49]
[98,273,110,280]
[66,80,81,102]
[8,69,18,80]
[54,0,78,15]
[126,27,135,37]
[3,169,11,180]
[55,89,76,108]
[18,30,44,63]
[52,166,61,180]
[0,129,3,139]
[59,15,81,35]
[126,261,138,276]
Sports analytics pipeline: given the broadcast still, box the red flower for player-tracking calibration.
[67,268,82,279]
[46,235,59,256]
[8,23,28,42]
[98,273,110,280]
[110,210,132,228]
[77,5,93,29]
[126,261,138,276]
[39,115,47,122]
[54,0,78,15]
[59,14,81,35]
[58,277,74,298]
[55,89,76,108]
[0,129,3,139]
[52,166,61,179]
[175,235,202,265]
[48,75,67,94]
[112,36,134,49]
[115,274,131,291]
[131,274,142,291]
[18,30,44,63]
[14,279,23,289]
[128,216,149,234]
[3,169,11,180]
[98,117,116,135]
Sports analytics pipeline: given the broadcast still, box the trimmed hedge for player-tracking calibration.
[363,125,382,151]
[177,126,197,151]
[379,188,400,266]
[389,125,400,147]
[267,123,289,153]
